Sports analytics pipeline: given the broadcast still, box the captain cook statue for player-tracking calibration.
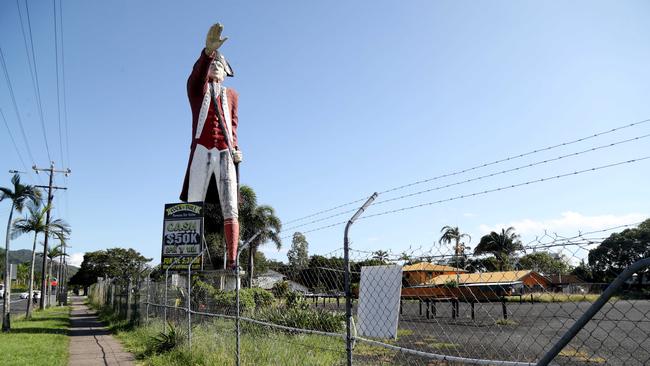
[180,24,242,270]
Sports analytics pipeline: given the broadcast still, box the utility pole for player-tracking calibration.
[33,162,70,309]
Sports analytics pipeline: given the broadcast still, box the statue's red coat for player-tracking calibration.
[180,50,239,202]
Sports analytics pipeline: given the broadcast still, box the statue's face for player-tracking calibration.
[209,59,227,83]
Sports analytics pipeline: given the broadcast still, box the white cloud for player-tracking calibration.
[260,246,288,256]
[68,252,85,267]
[479,211,647,236]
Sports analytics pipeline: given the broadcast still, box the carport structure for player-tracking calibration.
[400,270,551,320]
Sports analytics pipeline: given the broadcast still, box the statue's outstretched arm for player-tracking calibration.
[205,23,228,56]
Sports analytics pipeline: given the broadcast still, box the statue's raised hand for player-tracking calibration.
[205,23,228,55]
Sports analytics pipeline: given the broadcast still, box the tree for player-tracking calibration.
[287,232,309,272]
[238,186,282,287]
[45,244,65,307]
[69,248,151,288]
[202,185,282,283]
[1,173,40,331]
[473,227,523,271]
[571,260,593,283]
[466,256,500,273]
[371,250,390,263]
[12,203,70,318]
[588,219,650,285]
[53,233,69,304]
[399,252,415,265]
[439,226,471,269]
[517,252,570,276]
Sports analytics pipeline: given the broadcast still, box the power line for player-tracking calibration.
[0,46,37,166]
[280,155,650,239]
[59,0,70,169]
[24,0,52,161]
[283,118,650,226]
[0,108,29,172]
[53,0,64,169]
[282,133,649,233]
[55,0,71,221]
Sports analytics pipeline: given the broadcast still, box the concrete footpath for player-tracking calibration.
[68,296,135,366]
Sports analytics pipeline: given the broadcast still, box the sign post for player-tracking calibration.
[161,202,204,272]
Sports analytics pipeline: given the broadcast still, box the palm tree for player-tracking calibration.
[1,173,40,331]
[439,226,471,269]
[45,244,65,307]
[53,233,69,305]
[239,186,282,287]
[473,227,523,271]
[12,203,70,318]
[399,252,415,265]
[372,250,390,263]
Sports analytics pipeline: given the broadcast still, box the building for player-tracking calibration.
[252,269,310,293]
[402,262,466,287]
[401,270,551,301]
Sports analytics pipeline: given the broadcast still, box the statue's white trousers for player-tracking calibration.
[186,144,238,219]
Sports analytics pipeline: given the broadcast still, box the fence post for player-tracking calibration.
[164,257,182,333]
[344,193,378,366]
[235,231,262,366]
[187,248,207,351]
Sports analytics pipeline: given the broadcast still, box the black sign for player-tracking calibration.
[161,202,204,271]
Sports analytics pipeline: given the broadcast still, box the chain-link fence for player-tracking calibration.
[90,223,649,365]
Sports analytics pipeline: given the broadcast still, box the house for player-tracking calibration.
[252,270,310,293]
[402,262,466,287]
[401,270,550,301]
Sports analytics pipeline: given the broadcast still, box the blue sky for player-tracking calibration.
[1,0,649,267]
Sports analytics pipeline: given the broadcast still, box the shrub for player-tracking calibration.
[250,287,274,308]
[285,290,309,310]
[213,289,255,312]
[150,321,185,354]
[271,281,290,298]
[191,279,275,312]
[255,306,344,333]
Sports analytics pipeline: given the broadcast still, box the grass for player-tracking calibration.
[109,316,347,366]
[495,319,518,326]
[105,312,431,365]
[505,293,603,303]
[558,347,606,363]
[0,306,70,366]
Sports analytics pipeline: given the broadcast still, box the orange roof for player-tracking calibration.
[402,262,466,273]
[425,270,536,285]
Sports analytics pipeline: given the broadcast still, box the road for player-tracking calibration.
[2,293,58,315]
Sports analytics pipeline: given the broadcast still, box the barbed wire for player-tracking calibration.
[283,118,650,226]
[281,134,649,233]
[281,156,649,240]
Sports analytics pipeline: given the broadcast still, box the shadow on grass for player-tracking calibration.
[23,316,70,323]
